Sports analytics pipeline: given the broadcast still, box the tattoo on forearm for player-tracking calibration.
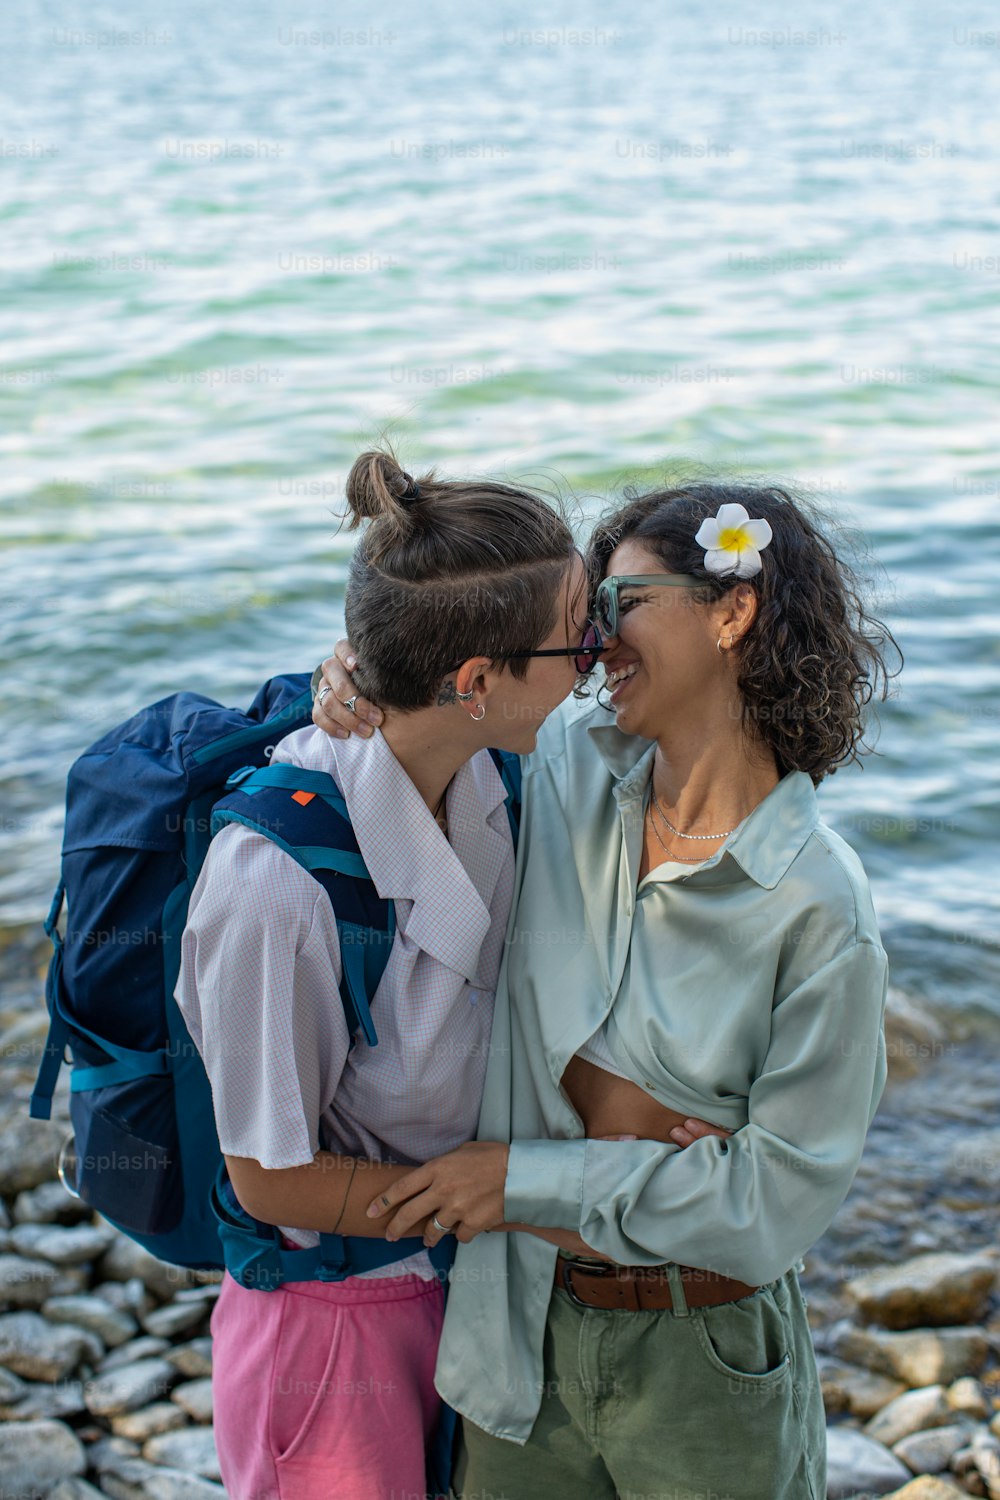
[437,682,458,706]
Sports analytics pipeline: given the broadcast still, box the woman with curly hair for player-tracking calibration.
[315,478,899,1500]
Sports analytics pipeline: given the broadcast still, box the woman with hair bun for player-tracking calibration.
[175,448,642,1499]
[314,477,900,1500]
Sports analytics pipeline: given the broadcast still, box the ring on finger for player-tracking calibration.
[317,685,333,705]
[344,694,359,715]
[431,1216,456,1235]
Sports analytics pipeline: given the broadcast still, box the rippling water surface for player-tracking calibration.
[2,0,999,1089]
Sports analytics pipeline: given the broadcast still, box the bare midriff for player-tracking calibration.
[561,1053,697,1144]
[557,812,733,1147]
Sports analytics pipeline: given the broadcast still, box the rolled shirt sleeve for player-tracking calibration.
[176,824,350,1170]
[504,937,889,1287]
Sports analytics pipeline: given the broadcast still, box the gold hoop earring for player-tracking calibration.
[471,704,486,722]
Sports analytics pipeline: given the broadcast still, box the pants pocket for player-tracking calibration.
[269,1288,347,1465]
[669,1291,804,1500]
[690,1282,793,1389]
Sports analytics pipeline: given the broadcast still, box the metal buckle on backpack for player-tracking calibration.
[57,1134,82,1200]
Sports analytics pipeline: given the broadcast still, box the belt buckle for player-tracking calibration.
[560,1255,619,1309]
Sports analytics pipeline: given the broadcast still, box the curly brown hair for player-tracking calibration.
[585,480,901,785]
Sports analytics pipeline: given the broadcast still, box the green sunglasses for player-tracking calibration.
[594,574,705,638]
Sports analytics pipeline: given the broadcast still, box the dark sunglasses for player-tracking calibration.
[449,621,606,679]
[503,620,607,677]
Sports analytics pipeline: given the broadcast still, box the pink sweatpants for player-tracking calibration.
[210,1269,446,1500]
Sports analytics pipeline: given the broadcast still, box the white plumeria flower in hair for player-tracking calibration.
[694,502,773,579]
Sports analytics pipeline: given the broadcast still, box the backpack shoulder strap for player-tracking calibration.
[212,766,394,1047]
[487,747,522,843]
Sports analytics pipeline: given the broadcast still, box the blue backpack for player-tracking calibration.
[29,671,521,1292]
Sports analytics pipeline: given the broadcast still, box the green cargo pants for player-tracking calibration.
[454,1262,825,1500]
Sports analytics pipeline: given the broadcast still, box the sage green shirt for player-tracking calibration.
[435,695,888,1442]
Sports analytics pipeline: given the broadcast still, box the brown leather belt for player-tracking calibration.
[556,1254,758,1312]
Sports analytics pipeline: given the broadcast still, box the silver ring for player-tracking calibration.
[317,685,333,705]
[344,695,359,715]
[431,1216,456,1235]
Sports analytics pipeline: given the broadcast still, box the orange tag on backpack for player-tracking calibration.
[291,790,316,806]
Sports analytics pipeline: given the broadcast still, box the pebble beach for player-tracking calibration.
[1,925,998,1500]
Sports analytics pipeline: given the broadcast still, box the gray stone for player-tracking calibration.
[946,1377,990,1420]
[969,1429,1000,1496]
[45,1266,89,1298]
[98,1276,154,1318]
[826,1424,913,1498]
[84,1358,176,1417]
[847,1253,997,1330]
[165,1337,212,1378]
[0,1311,103,1380]
[0,1252,61,1309]
[832,1324,990,1386]
[818,1354,908,1420]
[86,1434,142,1469]
[0,1107,67,1194]
[0,1379,86,1422]
[140,1300,209,1339]
[882,1479,969,1499]
[42,1293,138,1347]
[48,1481,108,1500]
[864,1385,951,1447]
[112,1402,188,1440]
[96,1455,226,1500]
[883,989,948,1082]
[144,1425,221,1479]
[0,1366,28,1403]
[10,1221,117,1266]
[98,1336,171,1373]
[0,1417,86,1497]
[893,1422,975,1473]
[950,1442,981,1479]
[948,1129,1000,1187]
[99,1237,196,1300]
[12,1179,93,1225]
[0,1011,51,1070]
[170,1376,212,1422]
[174,1281,221,1302]
[142,1473,228,1500]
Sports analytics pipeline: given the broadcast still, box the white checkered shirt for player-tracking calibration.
[175,725,515,1274]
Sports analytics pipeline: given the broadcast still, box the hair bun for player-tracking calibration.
[399,473,421,505]
[345,450,424,525]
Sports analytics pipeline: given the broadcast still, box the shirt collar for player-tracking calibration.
[587,719,819,890]
[275,727,511,981]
